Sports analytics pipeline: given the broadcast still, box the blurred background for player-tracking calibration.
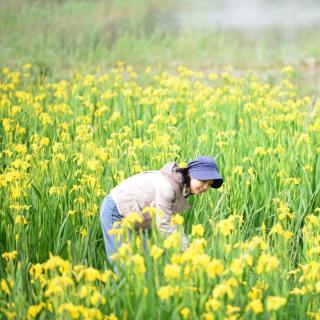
[1,0,319,94]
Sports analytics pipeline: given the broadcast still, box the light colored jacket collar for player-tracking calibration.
[159,162,192,198]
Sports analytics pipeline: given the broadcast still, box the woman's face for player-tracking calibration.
[189,177,213,194]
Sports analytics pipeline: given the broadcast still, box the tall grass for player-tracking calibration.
[0,63,319,318]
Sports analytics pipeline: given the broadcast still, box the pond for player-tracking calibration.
[171,0,320,31]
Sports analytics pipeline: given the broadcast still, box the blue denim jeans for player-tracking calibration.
[100,194,149,271]
[100,194,123,269]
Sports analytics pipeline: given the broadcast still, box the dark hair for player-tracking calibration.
[175,167,191,188]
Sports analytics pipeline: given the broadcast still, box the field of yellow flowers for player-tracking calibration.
[0,63,320,319]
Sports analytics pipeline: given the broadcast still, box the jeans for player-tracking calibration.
[100,194,148,271]
[100,194,123,269]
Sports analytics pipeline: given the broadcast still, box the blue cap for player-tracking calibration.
[187,156,223,188]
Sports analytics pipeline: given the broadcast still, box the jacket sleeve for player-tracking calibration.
[155,187,188,250]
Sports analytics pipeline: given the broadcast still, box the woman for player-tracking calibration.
[100,156,223,268]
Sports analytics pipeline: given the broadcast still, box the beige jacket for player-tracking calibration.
[110,162,191,246]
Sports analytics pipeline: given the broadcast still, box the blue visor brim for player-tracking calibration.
[189,170,224,188]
